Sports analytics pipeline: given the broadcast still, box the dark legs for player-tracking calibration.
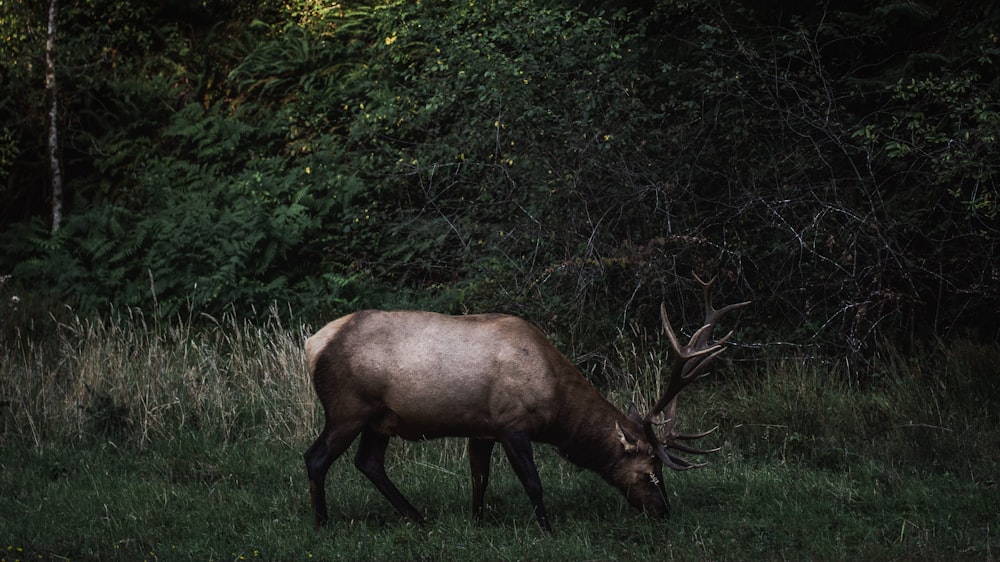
[469,438,496,521]
[354,429,424,524]
[499,432,553,533]
[304,423,363,528]
[470,434,553,532]
[307,427,551,533]
[305,424,425,528]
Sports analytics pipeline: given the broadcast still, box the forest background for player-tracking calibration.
[2,0,997,358]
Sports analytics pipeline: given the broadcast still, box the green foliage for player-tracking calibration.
[1,0,999,354]
[2,97,357,320]
[626,0,1000,353]
[872,70,1000,218]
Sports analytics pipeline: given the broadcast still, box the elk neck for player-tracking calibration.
[540,372,633,476]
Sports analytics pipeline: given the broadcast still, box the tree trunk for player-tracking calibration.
[46,0,63,234]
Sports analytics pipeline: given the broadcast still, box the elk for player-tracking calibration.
[303,275,748,532]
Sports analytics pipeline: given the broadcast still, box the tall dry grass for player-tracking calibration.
[0,307,318,448]
[3,303,997,476]
[598,320,1000,475]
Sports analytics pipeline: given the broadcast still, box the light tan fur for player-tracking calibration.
[306,311,568,440]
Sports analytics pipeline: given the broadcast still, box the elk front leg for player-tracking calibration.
[469,438,496,522]
[499,432,552,533]
[354,429,424,524]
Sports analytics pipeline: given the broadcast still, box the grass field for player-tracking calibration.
[1,311,998,560]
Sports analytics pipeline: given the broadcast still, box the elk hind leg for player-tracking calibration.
[304,423,363,528]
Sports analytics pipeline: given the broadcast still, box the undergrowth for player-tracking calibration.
[0,307,316,449]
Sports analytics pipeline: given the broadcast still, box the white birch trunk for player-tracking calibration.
[46,0,63,233]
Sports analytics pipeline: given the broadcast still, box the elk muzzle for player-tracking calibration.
[622,469,669,517]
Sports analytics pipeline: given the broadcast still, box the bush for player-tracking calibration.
[1,0,998,358]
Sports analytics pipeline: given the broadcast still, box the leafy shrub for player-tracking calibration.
[1,0,998,358]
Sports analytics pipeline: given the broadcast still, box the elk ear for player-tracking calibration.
[626,403,643,424]
[615,422,639,453]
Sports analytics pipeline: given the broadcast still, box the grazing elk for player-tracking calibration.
[303,275,748,532]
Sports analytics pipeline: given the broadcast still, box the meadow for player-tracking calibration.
[1,310,997,561]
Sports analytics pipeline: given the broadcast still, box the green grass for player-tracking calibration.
[1,312,998,560]
[3,437,995,561]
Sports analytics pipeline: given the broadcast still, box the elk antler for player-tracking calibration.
[644,274,750,471]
